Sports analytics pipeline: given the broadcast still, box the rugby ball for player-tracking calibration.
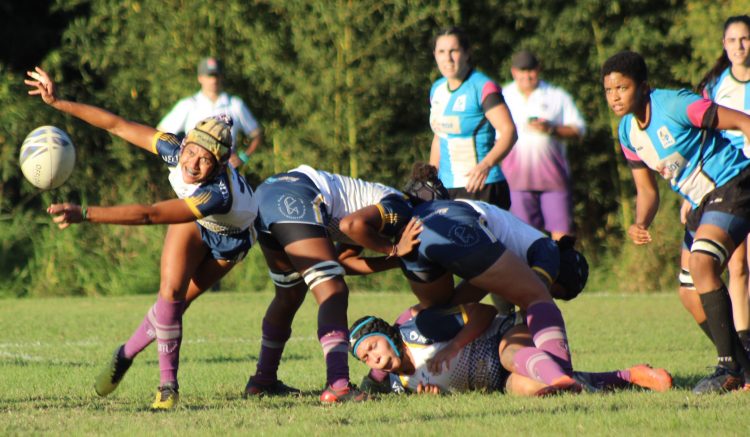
[19,126,76,190]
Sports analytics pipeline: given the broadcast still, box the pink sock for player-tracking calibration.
[526,301,573,374]
[513,346,569,385]
[154,297,185,387]
[122,305,158,359]
[318,326,349,389]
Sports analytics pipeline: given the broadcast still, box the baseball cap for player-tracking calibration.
[197,57,223,76]
[511,50,540,70]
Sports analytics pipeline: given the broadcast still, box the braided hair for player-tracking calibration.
[349,315,404,360]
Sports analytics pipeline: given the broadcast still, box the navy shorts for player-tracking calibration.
[198,224,252,262]
[684,166,750,248]
[401,200,506,281]
[255,171,330,233]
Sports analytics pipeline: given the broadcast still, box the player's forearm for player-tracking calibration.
[634,190,659,228]
[51,100,123,133]
[86,204,193,225]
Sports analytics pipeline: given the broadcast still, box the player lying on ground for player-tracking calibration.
[349,303,672,395]
[601,51,750,394]
[25,67,258,410]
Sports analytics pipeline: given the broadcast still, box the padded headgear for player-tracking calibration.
[554,236,589,301]
[349,316,403,359]
[185,114,233,165]
[402,178,449,204]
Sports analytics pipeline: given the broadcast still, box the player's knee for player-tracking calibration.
[269,269,304,289]
[690,238,728,276]
[678,268,695,291]
[302,261,346,290]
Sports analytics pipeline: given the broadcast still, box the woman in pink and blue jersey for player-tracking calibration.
[602,50,750,394]
[429,27,517,209]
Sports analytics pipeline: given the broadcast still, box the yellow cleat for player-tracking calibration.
[150,383,179,411]
[94,345,132,397]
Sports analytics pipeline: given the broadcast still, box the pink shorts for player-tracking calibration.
[510,190,573,234]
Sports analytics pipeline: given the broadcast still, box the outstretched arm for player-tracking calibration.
[47,198,199,229]
[25,67,158,152]
[715,105,750,141]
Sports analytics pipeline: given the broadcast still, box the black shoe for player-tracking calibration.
[243,376,301,398]
[692,366,744,394]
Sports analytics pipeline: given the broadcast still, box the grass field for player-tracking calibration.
[2,291,750,435]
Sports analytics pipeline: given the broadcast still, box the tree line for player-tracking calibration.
[0,0,746,296]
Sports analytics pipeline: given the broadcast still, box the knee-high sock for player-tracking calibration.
[154,297,185,387]
[253,318,292,385]
[526,301,572,374]
[512,346,569,385]
[123,305,158,360]
[700,287,750,372]
[318,325,349,389]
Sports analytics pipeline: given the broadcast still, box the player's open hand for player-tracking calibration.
[627,223,652,245]
[47,203,84,229]
[464,161,489,193]
[416,382,441,395]
[394,217,422,257]
[426,342,459,375]
[25,67,58,105]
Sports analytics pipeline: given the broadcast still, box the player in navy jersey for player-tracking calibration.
[429,27,517,209]
[601,51,750,394]
[349,304,671,396]
[244,165,415,403]
[26,67,258,410]
[678,15,750,358]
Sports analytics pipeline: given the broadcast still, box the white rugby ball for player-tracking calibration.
[19,126,76,190]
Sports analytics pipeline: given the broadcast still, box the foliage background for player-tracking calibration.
[1,0,748,297]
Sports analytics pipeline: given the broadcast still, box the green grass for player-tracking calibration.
[2,291,750,435]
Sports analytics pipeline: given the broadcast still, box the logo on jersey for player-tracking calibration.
[448,224,480,247]
[277,195,306,219]
[657,126,676,148]
[452,95,467,112]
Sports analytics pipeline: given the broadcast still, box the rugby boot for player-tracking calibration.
[243,376,301,398]
[320,383,369,403]
[534,375,583,397]
[627,364,673,392]
[692,366,744,394]
[151,382,179,410]
[94,345,132,397]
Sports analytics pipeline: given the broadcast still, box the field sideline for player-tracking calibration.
[2,291,750,435]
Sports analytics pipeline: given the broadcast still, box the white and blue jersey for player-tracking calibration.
[384,305,514,394]
[430,69,505,188]
[704,68,750,157]
[151,132,257,260]
[255,165,412,244]
[457,199,559,284]
[619,89,750,207]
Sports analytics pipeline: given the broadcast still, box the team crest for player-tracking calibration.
[657,126,676,148]
[277,194,306,219]
[448,224,479,247]
[452,95,467,112]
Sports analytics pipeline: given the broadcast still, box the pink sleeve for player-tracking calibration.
[481,81,502,103]
[621,144,641,162]
[686,99,713,127]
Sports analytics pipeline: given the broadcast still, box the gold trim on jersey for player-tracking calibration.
[150,131,162,154]
[184,192,211,219]
[375,204,387,232]
[532,266,554,286]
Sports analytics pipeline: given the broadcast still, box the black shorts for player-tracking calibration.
[448,180,511,210]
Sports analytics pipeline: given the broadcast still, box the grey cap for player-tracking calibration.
[197,57,222,76]
[511,50,540,69]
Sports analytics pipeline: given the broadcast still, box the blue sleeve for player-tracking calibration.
[377,194,413,238]
[414,305,468,342]
[664,89,703,127]
[152,132,183,167]
[183,173,233,218]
